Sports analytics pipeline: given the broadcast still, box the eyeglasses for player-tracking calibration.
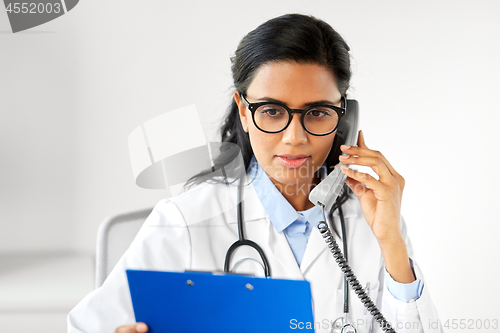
[240,93,346,136]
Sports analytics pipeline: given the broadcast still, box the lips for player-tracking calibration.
[276,154,309,168]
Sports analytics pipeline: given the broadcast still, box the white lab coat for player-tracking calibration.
[68,176,443,333]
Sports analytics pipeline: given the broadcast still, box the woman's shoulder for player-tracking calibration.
[148,179,244,227]
[173,178,241,206]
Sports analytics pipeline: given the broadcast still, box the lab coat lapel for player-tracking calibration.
[266,221,304,279]
[299,226,328,274]
[238,182,304,279]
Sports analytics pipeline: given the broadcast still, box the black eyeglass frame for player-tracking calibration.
[240,93,346,136]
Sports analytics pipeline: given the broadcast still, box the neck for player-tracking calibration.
[271,174,320,211]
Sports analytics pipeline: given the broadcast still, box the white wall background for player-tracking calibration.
[1,0,499,331]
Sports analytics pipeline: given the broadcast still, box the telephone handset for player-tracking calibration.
[309,99,397,333]
[309,99,359,211]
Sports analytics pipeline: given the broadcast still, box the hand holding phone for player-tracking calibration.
[339,130,415,286]
[339,131,405,243]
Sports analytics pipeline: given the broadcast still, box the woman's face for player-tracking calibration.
[235,61,342,193]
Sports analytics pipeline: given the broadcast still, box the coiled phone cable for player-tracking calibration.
[318,208,396,333]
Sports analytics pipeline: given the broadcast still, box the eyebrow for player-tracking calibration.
[255,96,336,106]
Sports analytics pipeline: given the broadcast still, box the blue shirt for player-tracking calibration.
[247,155,423,303]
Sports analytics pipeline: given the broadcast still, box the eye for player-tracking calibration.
[306,107,333,118]
[260,105,286,117]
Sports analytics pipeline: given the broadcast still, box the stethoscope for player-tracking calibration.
[330,203,357,333]
[223,172,357,333]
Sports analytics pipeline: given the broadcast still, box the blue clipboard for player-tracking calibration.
[127,269,314,333]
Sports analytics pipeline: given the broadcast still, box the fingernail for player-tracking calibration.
[339,155,349,160]
[341,145,351,150]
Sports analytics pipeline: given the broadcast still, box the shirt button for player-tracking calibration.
[408,299,415,303]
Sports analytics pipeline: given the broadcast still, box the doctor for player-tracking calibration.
[68,14,443,333]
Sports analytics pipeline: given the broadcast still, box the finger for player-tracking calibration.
[345,176,371,199]
[340,144,402,182]
[136,323,149,333]
[116,323,149,333]
[342,131,405,189]
[338,155,394,185]
[340,164,385,192]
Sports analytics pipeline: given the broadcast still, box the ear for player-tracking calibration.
[234,91,249,133]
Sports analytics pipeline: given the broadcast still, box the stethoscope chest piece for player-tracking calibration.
[332,317,357,333]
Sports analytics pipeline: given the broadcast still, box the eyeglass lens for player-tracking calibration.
[253,104,339,135]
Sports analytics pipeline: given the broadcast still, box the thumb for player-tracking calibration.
[135,323,148,332]
[357,130,368,148]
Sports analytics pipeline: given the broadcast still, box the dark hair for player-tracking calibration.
[186,13,352,210]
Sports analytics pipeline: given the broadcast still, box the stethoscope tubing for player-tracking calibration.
[224,172,272,276]
[338,202,350,315]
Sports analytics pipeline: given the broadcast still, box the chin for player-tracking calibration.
[273,174,314,187]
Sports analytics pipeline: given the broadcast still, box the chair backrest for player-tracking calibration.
[95,207,154,288]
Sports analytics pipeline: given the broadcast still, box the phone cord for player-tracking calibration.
[317,219,396,333]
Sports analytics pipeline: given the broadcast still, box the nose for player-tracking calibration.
[281,113,307,145]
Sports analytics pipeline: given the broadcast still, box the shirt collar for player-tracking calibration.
[248,155,327,233]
